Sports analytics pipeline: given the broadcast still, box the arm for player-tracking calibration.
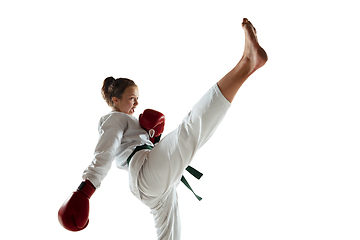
[82,114,126,188]
[58,113,125,231]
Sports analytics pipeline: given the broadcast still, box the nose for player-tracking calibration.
[134,98,138,106]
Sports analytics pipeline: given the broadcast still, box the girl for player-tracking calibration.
[59,18,268,240]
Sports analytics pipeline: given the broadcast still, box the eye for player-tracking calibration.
[130,96,139,101]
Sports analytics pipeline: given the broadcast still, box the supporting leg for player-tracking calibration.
[217,18,268,103]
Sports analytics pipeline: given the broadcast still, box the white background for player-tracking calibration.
[1,0,359,239]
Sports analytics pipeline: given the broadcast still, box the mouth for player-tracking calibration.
[130,107,136,114]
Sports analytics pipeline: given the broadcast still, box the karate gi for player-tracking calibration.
[83,83,231,239]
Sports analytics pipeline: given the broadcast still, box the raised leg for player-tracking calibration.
[217,18,268,103]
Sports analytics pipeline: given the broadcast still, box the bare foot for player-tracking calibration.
[217,18,268,103]
[241,18,268,74]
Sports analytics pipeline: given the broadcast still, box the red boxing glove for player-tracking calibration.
[58,180,96,231]
[139,109,165,143]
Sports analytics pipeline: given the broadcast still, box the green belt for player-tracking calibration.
[127,144,203,201]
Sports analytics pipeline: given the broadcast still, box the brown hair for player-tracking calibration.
[101,77,137,107]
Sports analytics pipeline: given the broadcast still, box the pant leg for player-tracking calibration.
[150,187,181,240]
[138,83,231,200]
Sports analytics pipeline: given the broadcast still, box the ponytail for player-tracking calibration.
[101,77,137,107]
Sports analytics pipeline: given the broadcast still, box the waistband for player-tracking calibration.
[127,144,153,165]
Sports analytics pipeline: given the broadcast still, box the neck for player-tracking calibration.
[112,107,120,112]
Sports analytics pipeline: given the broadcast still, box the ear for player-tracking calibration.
[112,96,119,104]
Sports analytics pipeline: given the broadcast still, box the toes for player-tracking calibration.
[242,18,257,34]
[242,18,248,26]
[242,18,254,28]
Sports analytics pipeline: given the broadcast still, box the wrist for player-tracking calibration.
[77,180,96,198]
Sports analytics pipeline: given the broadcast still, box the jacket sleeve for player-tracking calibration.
[82,114,126,188]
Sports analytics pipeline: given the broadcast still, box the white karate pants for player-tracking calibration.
[129,83,231,240]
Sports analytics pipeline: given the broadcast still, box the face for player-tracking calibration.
[112,86,139,115]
